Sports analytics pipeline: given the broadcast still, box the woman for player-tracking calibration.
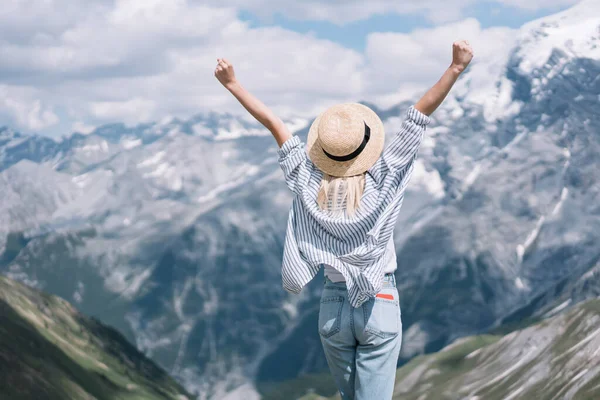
[215,40,473,400]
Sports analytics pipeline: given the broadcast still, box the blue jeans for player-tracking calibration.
[318,274,402,400]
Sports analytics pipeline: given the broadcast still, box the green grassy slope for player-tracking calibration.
[0,275,191,400]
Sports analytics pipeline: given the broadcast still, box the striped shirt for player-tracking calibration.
[277,106,431,308]
[324,236,397,282]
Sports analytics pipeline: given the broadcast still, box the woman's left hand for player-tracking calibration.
[215,58,237,89]
[450,40,473,73]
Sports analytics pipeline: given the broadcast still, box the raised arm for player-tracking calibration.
[375,40,474,177]
[415,40,474,116]
[215,58,291,147]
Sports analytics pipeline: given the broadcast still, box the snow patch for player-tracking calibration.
[516,216,545,263]
[515,2,600,74]
[402,322,429,358]
[138,151,165,167]
[168,127,181,137]
[73,282,85,304]
[284,117,309,134]
[410,160,445,199]
[72,122,96,135]
[122,268,153,299]
[478,347,537,389]
[505,386,525,400]
[218,383,260,400]
[514,277,529,291]
[214,119,270,141]
[426,126,450,136]
[463,164,481,190]
[482,77,523,122]
[281,301,298,319]
[159,115,174,126]
[466,348,481,359]
[143,162,172,178]
[545,299,572,317]
[450,106,464,119]
[121,137,142,150]
[561,326,600,357]
[580,263,600,281]
[197,165,259,203]
[193,123,213,137]
[523,217,545,249]
[203,287,219,316]
[174,280,194,321]
[568,369,589,385]
[72,173,90,188]
[79,140,109,154]
[105,267,152,299]
[4,136,29,149]
[552,187,569,216]
[171,177,183,191]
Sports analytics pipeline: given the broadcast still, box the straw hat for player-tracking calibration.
[307,103,385,177]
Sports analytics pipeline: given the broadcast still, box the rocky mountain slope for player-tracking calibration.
[279,297,600,400]
[0,0,599,398]
[0,274,191,400]
[390,299,600,400]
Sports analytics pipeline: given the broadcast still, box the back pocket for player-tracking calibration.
[318,296,344,338]
[364,290,400,339]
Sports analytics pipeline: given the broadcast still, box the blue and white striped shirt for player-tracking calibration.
[277,106,431,308]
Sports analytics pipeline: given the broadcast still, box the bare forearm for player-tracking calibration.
[415,65,462,116]
[226,81,289,146]
[215,58,291,146]
[227,81,277,129]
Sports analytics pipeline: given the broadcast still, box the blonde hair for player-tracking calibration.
[317,173,365,217]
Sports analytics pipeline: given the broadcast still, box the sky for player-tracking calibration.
[0,0,580,138]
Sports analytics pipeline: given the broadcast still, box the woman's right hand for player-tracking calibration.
[450,40,474,73]
[215,58,237,89]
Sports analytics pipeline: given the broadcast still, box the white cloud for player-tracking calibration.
[364,18,518,111]
[89,98,157,124]
[72,121,96,135]
[498,0,579,10]
[202,0,580,24]
[0,1,368,134]
[0,0,575,136]
[0,85,59,131]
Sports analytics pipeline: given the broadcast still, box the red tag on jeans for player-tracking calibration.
[376,294,394,300]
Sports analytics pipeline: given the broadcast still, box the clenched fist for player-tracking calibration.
[214,58,237,88]
[451,40,474,73]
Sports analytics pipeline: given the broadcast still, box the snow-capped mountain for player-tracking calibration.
[1,1,599,398]
[0,113,308,399]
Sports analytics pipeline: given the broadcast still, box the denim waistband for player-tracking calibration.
[323,273,396,289]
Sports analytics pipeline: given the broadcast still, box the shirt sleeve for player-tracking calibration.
[380,106,431,174]
[277,135,311,195]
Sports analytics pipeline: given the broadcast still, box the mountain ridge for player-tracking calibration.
[0,274,191,400]
[1,1,599,398]
[270,297,600,400]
